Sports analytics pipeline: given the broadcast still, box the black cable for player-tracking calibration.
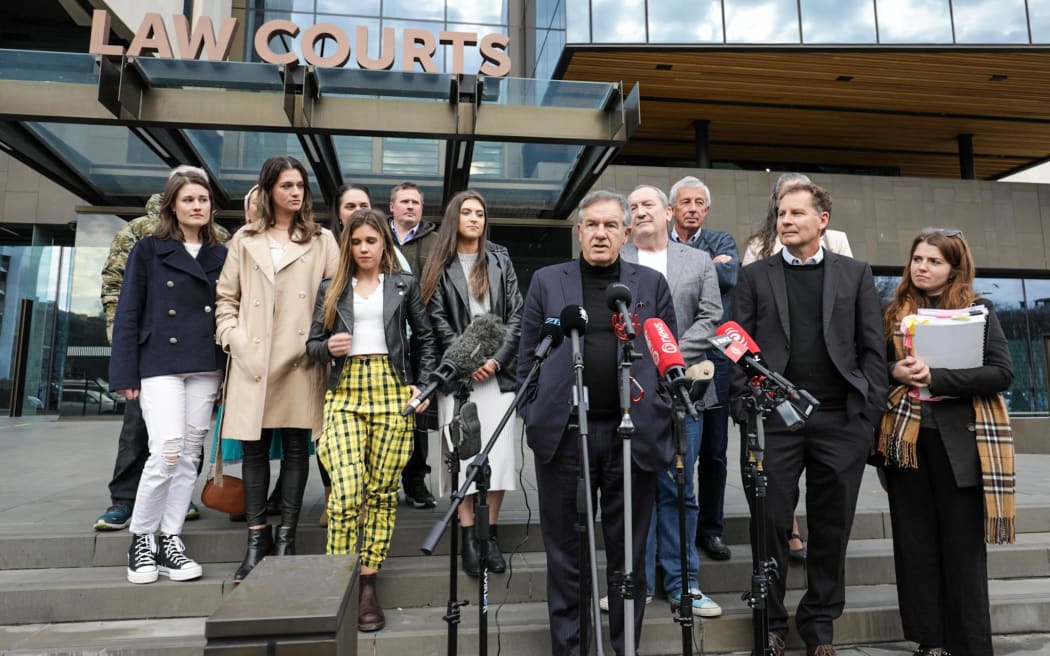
[492,420,533,656]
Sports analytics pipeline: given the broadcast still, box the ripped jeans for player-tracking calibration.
[128,370,222,536]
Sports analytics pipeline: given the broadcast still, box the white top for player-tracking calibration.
[266,235,286,267]
[349,276,387,355]
[636,247,668,279]
[457,252,491,315]
[183,242,202,258]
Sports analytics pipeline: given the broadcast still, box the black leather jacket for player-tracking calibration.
[305,272,437,392]
[427,249,523,394]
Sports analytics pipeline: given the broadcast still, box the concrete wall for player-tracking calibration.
[0,152,82,226]
[594,165,1050,271]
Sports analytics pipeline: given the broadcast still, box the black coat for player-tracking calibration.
[426,249,523,394]
[305,272,437,391]
[885,297,1013,487]
[109,237,227,390]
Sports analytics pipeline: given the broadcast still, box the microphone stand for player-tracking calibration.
[615,334,641,656]
[437,381,473,656]
[421,347,558,656]
[741,387,779,656]
[670,397,695,655]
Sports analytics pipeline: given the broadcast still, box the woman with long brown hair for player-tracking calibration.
[419,190,523,577]
[216,155,339,582]
[876,228,1015,656]
[306,208,435,631]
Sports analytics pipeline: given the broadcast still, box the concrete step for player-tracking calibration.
[4,578,1050,656]
[6,501,1050,571]
[3,533,1049,626]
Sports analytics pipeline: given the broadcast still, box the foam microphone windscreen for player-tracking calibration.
[559,304,589,336]
[604,282,632,312]
[685,361,715,381]
[642,318,686,377]
[442,313,506,374]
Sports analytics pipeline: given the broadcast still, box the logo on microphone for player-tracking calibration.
[722,325,747,345]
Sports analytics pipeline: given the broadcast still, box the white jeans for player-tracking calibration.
[128,370,222,536]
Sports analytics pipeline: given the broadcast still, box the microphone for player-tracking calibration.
[533,316,565,359]
[642,318,699,420]
[685,360,715,403]
[710,320,819,430]
[402,313,506,416]
[605,282,636,340]
[560,304,588,338]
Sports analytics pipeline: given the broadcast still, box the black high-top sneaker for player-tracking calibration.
[157,534,203,581]
[127,533,158,584]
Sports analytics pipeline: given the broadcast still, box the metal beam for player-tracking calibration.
[0,121,106,205]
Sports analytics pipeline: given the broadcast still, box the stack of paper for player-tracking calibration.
[902,305,987,369]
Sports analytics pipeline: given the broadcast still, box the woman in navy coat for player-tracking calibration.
[109,170,227,585]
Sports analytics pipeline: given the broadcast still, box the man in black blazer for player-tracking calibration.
[731,182,886,656]
[517,190,677,656]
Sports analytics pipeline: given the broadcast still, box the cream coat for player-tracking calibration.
[215,226,339,441]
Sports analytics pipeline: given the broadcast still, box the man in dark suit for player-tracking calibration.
[669,175,738,561]
[517,190,677,656]
[731,181,887,656]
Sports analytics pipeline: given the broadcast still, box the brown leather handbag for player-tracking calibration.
[201,405,245,514]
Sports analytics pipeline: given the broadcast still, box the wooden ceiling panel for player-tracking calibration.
[561,49,1050,179]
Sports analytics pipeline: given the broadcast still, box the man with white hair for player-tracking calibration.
[669,175,738,562]
[94,165,230,530]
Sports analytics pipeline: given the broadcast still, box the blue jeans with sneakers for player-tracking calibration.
[645,414,702,596]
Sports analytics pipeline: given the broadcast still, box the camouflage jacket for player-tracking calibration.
[101,194,231,341]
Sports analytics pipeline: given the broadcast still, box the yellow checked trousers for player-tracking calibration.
[318,356,413,569]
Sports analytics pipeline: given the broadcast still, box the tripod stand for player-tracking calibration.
[741,393,779,656]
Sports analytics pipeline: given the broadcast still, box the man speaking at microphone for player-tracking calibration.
[731,181,886,656]
[517,190,678,656]
[622,184,724,617]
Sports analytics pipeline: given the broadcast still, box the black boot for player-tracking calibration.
[461,525,480,577]
[265,476,282,516]
[277,429,310,532]
[233,526,273,582]
[274,525,296,556]
[487,524,506,573]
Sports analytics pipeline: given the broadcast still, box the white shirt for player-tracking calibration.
[349,276,388,355]
[183,242,202,258]
[636,247,668,279]
[781,245,825,266]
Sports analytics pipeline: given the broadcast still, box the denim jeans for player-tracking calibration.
[645,413,702,596]
[698,351,730,540]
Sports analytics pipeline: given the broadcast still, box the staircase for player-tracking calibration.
[1,417,1049,654]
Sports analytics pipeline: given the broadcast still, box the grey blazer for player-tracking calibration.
[621,241,723,365]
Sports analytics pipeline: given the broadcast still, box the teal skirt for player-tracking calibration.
[208,404,314,464]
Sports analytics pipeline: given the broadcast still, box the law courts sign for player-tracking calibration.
[88,10,512,76]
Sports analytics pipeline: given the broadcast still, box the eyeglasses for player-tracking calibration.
[920,227,963,237]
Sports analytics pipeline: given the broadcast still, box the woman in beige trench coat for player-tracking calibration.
[215,156,339,582]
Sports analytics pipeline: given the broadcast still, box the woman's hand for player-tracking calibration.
[892,355,931,388]
[118,389,140,400]
[327,332,352,358]
[471,358,499,383]
[406,385,429,414]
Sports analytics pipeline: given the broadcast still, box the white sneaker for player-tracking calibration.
[670,590,722,618]
[157,534,203,581]
[598,594,653,613]
[127,533,158,584]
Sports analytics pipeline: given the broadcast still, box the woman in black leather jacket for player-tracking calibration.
[419,190,523,576]
[305,208,436,632]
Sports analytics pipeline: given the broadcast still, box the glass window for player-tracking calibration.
[333,136,374,174]
[951,0,1029,43]
[264,0,317,11]
[381,19,447,72]
[1031,0,1050,43]
[1022,279,1050,412]
[974,278,1032,412]
[316,0,379,13]
[875,0,952,43]
[590,0,647,43]
[801,0,877,43]
[725,0,801,43]
[447,0,507,25]
[566,0,591,42]
[381,137,442,176]
[312,15,381,66]
[648,0,724,43]
[382,0,445,20]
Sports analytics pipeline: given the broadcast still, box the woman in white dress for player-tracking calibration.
[419,190,523,577]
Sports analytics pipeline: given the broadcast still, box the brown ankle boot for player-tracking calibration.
[319,487,331,528]
[357,573,385,632]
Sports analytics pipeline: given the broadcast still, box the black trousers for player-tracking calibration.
[744,409,870,645]
[242,428,310,527]
[884,427,992,656]
[534,417,657,656]
[108,397,148,505]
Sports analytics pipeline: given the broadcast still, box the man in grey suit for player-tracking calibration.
[622,184,724,617]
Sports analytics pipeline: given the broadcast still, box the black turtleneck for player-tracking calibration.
[783,260,848,410]
[580,257,621,416]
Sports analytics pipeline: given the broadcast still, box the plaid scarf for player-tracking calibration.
[875,333,1015,544]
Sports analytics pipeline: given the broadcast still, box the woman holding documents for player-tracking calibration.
[306,208,435,631]
[876,228,1015,656]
